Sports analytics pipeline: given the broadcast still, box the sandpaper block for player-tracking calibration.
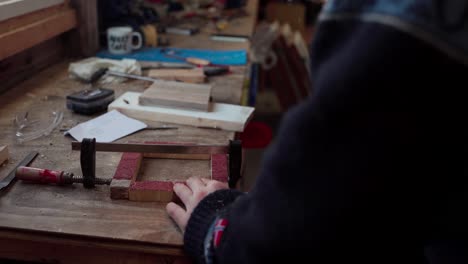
[139,81,212,111]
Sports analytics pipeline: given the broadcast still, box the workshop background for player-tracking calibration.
[0,0,323,262]
[92,0,324,189]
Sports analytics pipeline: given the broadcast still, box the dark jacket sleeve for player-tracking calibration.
[183,19,468,264]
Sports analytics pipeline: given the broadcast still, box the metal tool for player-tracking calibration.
[161,49,211,66]
[139,61,195,70]
[106,71,162,82]
[72,141,230,154]
[15,166,111,186]
[0,152,39,191]
[72,138,243,189]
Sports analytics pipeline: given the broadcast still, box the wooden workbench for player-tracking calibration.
[0,1,257,263]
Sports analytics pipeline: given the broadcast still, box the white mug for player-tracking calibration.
[107,27,143,54]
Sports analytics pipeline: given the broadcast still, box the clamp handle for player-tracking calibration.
[228,140,242,188]
[80,138,96,188]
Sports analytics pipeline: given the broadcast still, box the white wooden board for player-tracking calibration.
[108,92,255,132]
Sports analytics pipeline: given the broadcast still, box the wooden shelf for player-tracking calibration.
[0,5,77,60]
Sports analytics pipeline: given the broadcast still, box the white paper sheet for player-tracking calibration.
[66,110,147,142]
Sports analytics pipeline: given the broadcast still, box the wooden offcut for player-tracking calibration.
[148,68,206,84]
[139,81,212,111]
[110,179,131,200]
[110,92,255,132]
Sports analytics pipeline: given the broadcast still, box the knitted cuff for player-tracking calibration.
[184,189,244,263]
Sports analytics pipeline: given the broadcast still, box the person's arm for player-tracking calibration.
[167,16,464,264]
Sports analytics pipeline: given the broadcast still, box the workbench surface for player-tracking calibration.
[0,0,257,262]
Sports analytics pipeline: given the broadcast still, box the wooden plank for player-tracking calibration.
[110,92,255,132]
[0,0,64,22]
[69,0,99,57]
[0,2,69,33]
[71,142,229,154]
[112,153,144,181]
[139,81,212,111]
[0,146,9,165]
[148,68,206,84]
[0,8,77,60]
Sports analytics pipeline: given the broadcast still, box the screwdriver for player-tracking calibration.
[16,166,111,186]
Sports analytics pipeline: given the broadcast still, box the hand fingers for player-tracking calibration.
[173,183,192,206]
[166,202,189,232]
[186,177,205,192]
[210,180,229,190]
[200,177,210,185]
[201,178,228,191]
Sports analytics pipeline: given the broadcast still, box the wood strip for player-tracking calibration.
[110,153,143,199]
[147,68,206,84]
[71,142,229,154]
[211,154,228,182]
[109,92,255,132]
[139,80,212,111]
[0,8,77,60]
[112,153,143,181]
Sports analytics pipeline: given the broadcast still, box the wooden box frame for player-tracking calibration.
[110,143,228,202]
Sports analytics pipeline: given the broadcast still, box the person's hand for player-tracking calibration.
[166,177,228,232]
